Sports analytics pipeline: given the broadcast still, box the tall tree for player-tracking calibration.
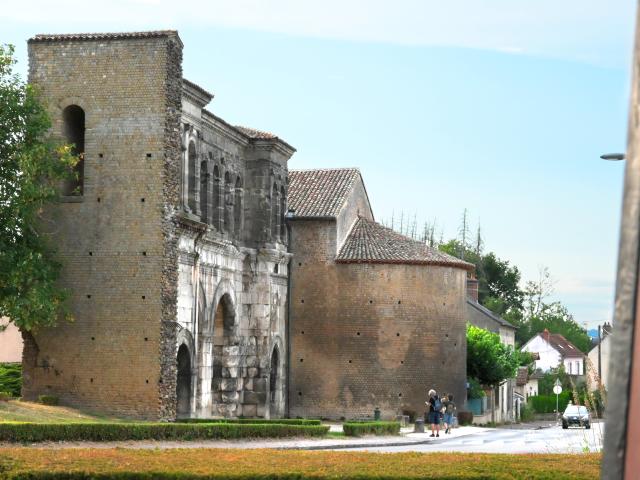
[0,45,76,331]
[467,324,520,387]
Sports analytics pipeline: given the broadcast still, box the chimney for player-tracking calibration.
[466,276,479,302]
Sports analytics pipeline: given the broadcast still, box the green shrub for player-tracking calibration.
[343,421,400,436]
[0,362,21,397]
[520,402,535,422]
[529,392,571,414]
[0,391,12,401]
[178,418,322,425]
[38,394,59,406]
[0,422,330,442]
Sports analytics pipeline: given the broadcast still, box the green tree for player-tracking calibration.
[466,324,520,387]
[0,44,76,332]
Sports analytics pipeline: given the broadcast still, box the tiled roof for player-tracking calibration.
[29,31,178,43]
[516,367,529,386]
[288,168,362,218]
[234,126,277,140]
[336,217,475,269]
[542,332,584,358]
[467,299,517,329]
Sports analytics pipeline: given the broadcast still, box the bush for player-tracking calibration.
[0,422,330,443]
[457,411,473,425]
[178,418,322,425]
[0,362,21,397]
[0,391,12,401]
[520,403,535,422]
[529,392,571,414]
[38,394,59,405]
[343,421,400,436]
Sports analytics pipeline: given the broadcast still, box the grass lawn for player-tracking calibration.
[0,449,601,479]
[0,400,127,423]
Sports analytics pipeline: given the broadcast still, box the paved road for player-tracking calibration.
[348,423,604,454]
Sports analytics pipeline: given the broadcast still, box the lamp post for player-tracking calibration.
[600,153,626,161]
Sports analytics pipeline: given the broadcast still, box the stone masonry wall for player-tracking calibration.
[23,34,181,419]
[289,221,468,420]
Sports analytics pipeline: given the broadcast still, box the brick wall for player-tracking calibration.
[22,34,182,419]
[289,221,467,420]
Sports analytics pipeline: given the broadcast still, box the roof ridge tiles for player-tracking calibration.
[29,31,179,42]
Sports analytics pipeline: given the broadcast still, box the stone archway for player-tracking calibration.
[270,346,280,404]
[211,292,237,416]
[176,344,191,418]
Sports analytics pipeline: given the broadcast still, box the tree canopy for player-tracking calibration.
[437,212,592,354]
[466,324,520,387]
[0,44,76,331]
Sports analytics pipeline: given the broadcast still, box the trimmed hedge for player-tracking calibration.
[529,392,571,414]
[0,422,330,442]
[0,362,21,397]
[0,449,602,479]
[343,421,400,436]
[178,418,322,425]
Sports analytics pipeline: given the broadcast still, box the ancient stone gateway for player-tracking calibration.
[22,31,294,420]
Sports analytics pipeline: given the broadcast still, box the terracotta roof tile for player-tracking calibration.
[29,31,178,43]
[288,168,361,218]
[516,367,529,386]
[336,217,475,269]
[547,333,584,358]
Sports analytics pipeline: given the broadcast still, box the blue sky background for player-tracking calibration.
[2,0,636,328]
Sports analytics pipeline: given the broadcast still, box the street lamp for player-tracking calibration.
[600,153,626,161]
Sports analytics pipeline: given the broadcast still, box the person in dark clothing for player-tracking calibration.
[426,388,442,437]
[442,394,456,434]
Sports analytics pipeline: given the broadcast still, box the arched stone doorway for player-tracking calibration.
[176,344,191,418]
[270,346,279,404]
[211,292,237,417]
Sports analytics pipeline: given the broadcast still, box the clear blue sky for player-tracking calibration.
[2,0,635,328]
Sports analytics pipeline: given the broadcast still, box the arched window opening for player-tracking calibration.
[187,141,197,213]
[279,185,286,242]
[200,161,208,222]
[176,344,191,417]
[223,172,232,233]
[234,176,243,238]
[211,165,221,228]
[62,105,85,196]
[270,346,279,403]
[271,184,279,241]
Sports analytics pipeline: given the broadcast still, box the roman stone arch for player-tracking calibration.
[271,183,279,241]
[234,176,243,239]
[199,160,209,222]
[209,280,239,416]
[268,336,285,418]
[176,342,192,418]
[187,140,198,213]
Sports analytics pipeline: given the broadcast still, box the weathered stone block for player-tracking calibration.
[221,391,239,403]
[242,403,257,417]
